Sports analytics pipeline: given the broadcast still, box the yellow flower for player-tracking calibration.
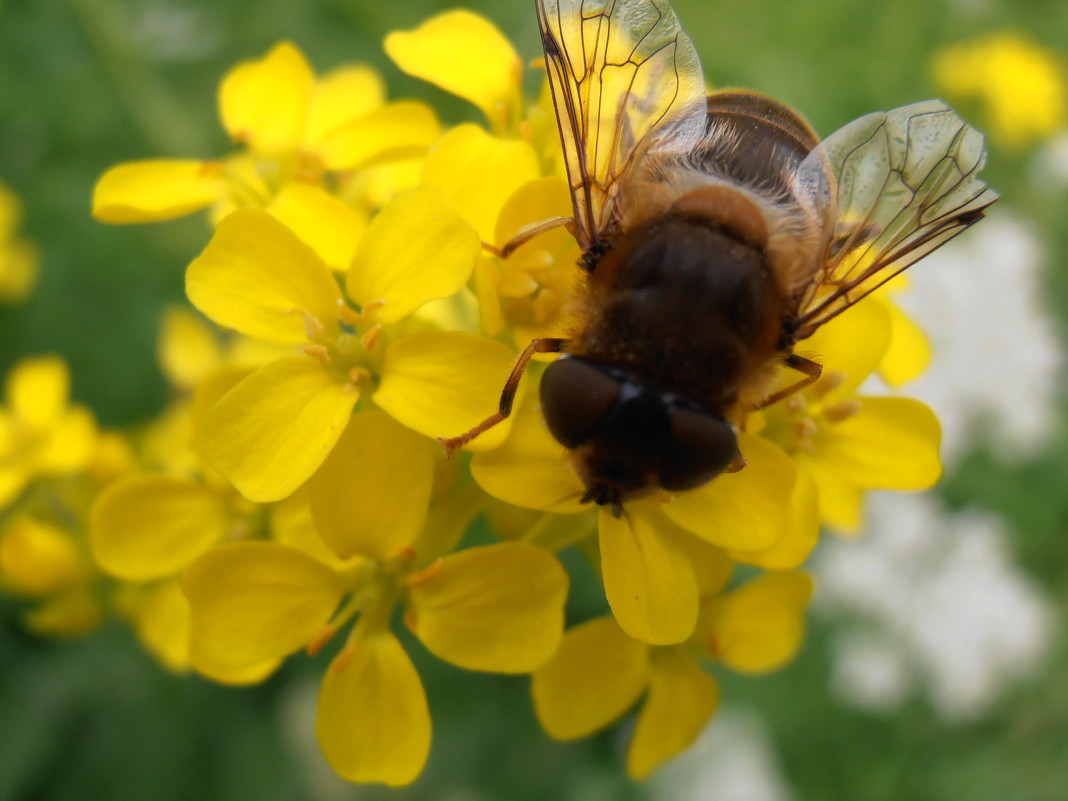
[472,395,803,645]
[92,42,441,271]
[0,181,38,304]
[184,188,517,502]
[933,32,1067,150]
[183,411,568,785]
[385,9,524,135]
[761,300,942,534]
[0,356,98,510]
[532,540,813,778]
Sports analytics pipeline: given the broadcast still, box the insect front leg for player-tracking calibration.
[439,337,569,456]
[481,216,575,259]
[756,354,823,409]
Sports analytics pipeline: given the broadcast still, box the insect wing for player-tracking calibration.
[790,100,997,337]
[536,0,708,252]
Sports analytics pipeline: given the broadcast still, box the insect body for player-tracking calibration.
[444,0,996,516]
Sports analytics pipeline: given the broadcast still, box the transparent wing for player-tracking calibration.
[536,0,708,254]
[789,100,997,338]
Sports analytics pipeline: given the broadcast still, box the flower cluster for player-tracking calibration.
[0,7,949,786]
[0,181,37,304]
[932,32,1067,151]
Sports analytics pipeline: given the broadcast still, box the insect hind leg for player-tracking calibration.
[756,353,823,409]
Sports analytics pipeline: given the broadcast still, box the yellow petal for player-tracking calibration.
[318,626,430,786]
[675,535,734,599]
[306,410,433,561]
[879,296,933,388]
[317,101,441,171]
[708,571,814,674]
[797,453,865,534]
[184,541,345,666]
[662,433,795,551]
[374,331,519,451]
[36,406,98,474]
[411,476,485,562]
[406,542,568,673]
[198,356,358,502]
[532,616,650,739]
[7,355,68,429]
[133,579,192,673]
[190,366,252,443]
[304,64,386,147]
[24,588,102,637]
[493,176,572,250]
[195,652,282,686]
[471,398,586,513]
[186,209,343,344]
[218,41,313,154]
[266,183,366,273]
[599,506,698,645]
[0,517,87,596]
[0,237,37,304]
[90,475,231,581]
[0,464,30,509]
[92,160,225,223]
[157,306,222,388]
[271,490,355,571]
[384,10,522,130]
[797,298,891,400]
[817,397,942,490]
[346,186,479,323]
[626,648,719,780]
[730,466,820,570]
[422,124,540,241]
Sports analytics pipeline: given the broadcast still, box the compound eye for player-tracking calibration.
[539,357,621,448]
[658,408,738,492]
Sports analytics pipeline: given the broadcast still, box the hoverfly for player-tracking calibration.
[443,0,996,516]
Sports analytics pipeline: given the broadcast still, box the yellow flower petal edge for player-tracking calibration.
[422,124,541,242]
[92,160,226,224]
[266,183,366,274]
[406,542,568,673]
[532,616,650,740]
[626,647,719,780]
[157,306,222,389]
[186,209,343,345]
[317,625,431,786]
[7,354,69,430]
[317,101,441,171]
[218,41,313,154]
[729,467,820,570]
[470,397,587,514]
[384,9,521,131]
[197,356,359,502]
[184,541,345,667]
[818,397,942,490]
[374,330,520,452]
[90,474,231,581]
[662,433,795,551]
[599,507,698,646]
[306,410,433,561]
[709,571,814,674]
[346,186,479,323]
[304,64,386,148]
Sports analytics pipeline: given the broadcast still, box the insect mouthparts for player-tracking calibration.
[580,482,625,518]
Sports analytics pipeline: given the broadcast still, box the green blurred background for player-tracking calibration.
[1,0,1067,799]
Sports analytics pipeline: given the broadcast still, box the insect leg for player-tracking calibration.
[756,354,823,409]
[480,216,575,259]
[439,337,569,456]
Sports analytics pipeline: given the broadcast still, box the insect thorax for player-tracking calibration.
[575,215,785,415]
